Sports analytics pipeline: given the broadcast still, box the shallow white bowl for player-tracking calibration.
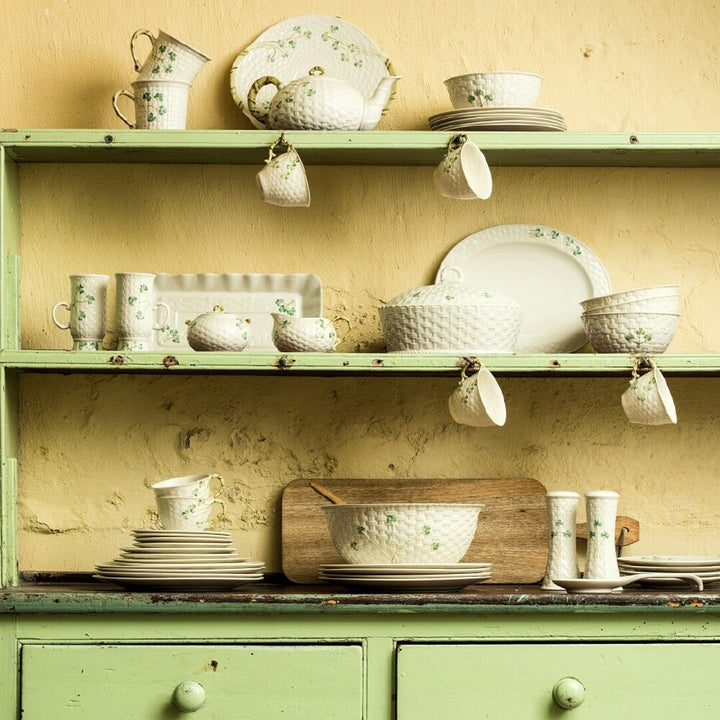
[444,71,542,108]
[581,311,679,353]
[580,285,678,312]
[322,502,483,565]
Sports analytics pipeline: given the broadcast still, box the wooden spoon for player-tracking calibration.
[308,481,346,505]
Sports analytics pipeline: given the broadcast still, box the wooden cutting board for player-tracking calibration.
[281,477,548,584]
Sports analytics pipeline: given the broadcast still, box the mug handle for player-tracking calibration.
[209,473,225,498]
[112,90,136,128]
[330,316,352,347]
[130,28,156,72]
[208,498,227,528]
[152,301,171,330]
[52,301,71,330]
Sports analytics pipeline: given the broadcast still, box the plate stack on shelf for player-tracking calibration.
[94,529,265,591]
[428,107,567,132]
[618,555,720,587]
[318,562,492,591]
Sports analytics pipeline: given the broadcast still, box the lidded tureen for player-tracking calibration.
[185,305,251,352]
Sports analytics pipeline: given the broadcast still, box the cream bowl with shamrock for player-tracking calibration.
[322,502,483,564]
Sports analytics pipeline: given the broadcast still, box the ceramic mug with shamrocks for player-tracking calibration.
[115,272,170,351]
[112,79,191,129]
[52,274,109,351]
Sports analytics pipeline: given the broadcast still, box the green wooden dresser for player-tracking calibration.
[3,130,720,718]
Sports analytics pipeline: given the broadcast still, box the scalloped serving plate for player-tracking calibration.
[230,15,397,128]
[436,224,611,352]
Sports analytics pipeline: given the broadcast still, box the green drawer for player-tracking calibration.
[396,642,720,719]
[21,643,363,719]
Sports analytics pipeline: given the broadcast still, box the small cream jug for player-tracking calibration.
[247,66,401,131]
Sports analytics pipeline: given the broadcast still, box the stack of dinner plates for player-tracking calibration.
[93,529,265,591]
[618,555,720,587]
[428,106,566,132]
[318,562,492,591]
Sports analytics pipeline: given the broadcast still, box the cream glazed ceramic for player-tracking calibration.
[130,28,211,83]
[112,80,191,130]
[271,313,350,352]
[155,495,226,532]
[115,272,170,351]
[52,274,108,350]
[583,490,620,580]
[444,71,542,108]
[448,366,506,427]
[247,66,400,131]
[256,140,311,207]
[621,362,677,425]
[542,491,580,591]
[433,134,492,200]
[150,473,224,499]
[185,306,251,351]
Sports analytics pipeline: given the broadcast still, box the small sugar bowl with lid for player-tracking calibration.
[185,305,251,351]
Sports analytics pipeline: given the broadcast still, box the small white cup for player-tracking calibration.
[151,473,224,499]
[256,139,311,207]
[112,79,191,129]
[155,495,225,532]
[52,274,108,350]
[621,363,677,425]
[433,135,492,200]
[130,28,211,83]
[115,272,171,351]
[448,366,507,427]
[271,313,350,352]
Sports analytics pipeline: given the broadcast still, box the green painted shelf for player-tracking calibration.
[4,129,720,166]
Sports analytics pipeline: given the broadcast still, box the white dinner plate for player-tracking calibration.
[120,551,246,561]
[123,545,237,554]
[320,563,491,576]
[318,573,491,591]
[436,224,611,352]
[94,575,263,591]
[620,564,720,574]
[151,273,322,351]
[98,562,264,572]
[133,530,231,539]
[230,15,397,128]
[619,555,720,567]
[554,573,704,593]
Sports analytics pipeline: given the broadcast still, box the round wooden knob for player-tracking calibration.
[552,676,586,710]
[172,681,206,713]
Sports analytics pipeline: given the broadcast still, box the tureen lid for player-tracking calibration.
[383,284,523,309]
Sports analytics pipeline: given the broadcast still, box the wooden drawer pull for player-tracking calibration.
[172,681,206,713]
[552,676,586,710]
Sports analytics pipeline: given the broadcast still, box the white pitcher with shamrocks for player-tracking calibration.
[115,272,170,351]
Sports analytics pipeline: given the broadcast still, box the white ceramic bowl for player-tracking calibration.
[444,71,542,108]
[379,284,524,353]
[322,502,483,564]
[580,295,680,316]
[580,285,678,313]
[581,311,679,353]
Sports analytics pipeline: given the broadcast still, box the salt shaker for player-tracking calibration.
[542,491,581,591]
[583,490,620,580]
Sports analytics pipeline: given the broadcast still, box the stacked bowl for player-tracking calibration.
[580,285,680,353]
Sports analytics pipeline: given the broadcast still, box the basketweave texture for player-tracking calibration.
[444,71,541,109]
[580,285,678,312]
[379,284,523,353]
[136,31,210,83]
[582,311,679,353]
[130,80,190,129]
[581,295,680,315]
[322,503,483,564]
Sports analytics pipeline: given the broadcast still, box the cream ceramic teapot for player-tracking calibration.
[246,66,400,131]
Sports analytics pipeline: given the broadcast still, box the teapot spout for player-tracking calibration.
[359,76,401,130]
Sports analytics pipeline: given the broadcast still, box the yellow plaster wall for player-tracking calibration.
[3,1,720,572]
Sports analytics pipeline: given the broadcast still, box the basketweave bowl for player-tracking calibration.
[322,503,483,565]
[581,311,679,353]
[378,284,524,354]
[580,294,680,316]
[580,285,678,313]
[444,71,542,109]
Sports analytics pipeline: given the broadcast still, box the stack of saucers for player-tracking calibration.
[319,562,492,591]
[428,107,566,132]
[94,529,265,591]
[618,555,720,587]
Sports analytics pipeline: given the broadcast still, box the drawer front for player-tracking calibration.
[21,643,363,719]
[397,642,720,719]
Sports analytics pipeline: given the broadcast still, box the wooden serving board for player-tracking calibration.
[281,477,548,584]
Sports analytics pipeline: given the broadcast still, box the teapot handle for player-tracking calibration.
[130,29,156,72]
[246,76,282,126]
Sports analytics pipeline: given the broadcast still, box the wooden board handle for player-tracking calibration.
[576,516,640,546]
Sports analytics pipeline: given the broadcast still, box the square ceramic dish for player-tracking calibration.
[151,273,322,351]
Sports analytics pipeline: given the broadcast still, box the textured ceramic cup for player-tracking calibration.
[256,140,311,207]
[621,365,677,425]
[112,80,191,129]
[444,71,542,108]
[52,274,108,350]
[433,135,492,200]
[151,473,224,499]
[115,272,170,351]
[271,313,350,352]
[130,28,211,83]
[448,366,507,427]
[155,494,225,531]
